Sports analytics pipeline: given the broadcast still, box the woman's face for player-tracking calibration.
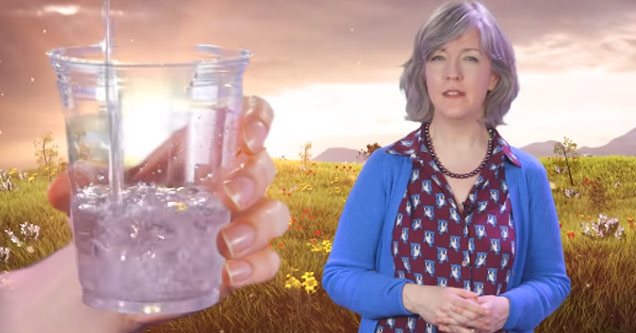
[424,28,500,122]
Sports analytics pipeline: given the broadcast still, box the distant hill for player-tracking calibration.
[577,127,636,156]
[519,127,636,158]
[314,127,636,162]
[313,147,363,163]
[518,140,559,158]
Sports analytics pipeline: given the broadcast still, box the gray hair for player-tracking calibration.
[400,1,519,127]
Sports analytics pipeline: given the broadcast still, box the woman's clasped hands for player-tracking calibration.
[402,284,510,333]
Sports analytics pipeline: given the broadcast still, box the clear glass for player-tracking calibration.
[47,44,251,314]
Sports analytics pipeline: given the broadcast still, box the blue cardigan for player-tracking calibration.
[323,146,570,332]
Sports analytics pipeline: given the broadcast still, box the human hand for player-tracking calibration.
[438,295,509,333]
[402,283,488,330]
[4,96,289,333]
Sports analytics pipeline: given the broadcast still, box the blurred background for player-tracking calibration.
[1,0,635,169]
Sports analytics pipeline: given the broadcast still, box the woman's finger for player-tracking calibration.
[449,287,480,300]
[238,96,274,155]
[48,171,72,216]
[216,199,289,259]
[219,150,276,212]
[451,293,488,316]
[442,307,476,328]
[47,163,110,217]
[438,325,476,333]
[221,247,281,289]
[450,302,483,322]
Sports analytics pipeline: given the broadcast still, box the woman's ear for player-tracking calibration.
[488,72,500,91]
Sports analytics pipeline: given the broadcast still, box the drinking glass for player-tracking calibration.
[47,44,251,314]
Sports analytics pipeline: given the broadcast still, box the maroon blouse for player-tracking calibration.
[375,124,520,333]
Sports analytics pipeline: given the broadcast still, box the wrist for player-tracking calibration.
[497,296,511,328]
[402,283,413,312]
[402,283,420,313]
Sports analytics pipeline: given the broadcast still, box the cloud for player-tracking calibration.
[4,4,125,18]
[43,5,80,16]
[514,20,636,72]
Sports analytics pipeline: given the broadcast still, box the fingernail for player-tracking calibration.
[221,224,255,258]
[225,260,253,285]
[243,120,268,152]
[223,176,255,210]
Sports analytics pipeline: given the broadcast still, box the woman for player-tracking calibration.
[0,96,290,333]
[323,2,570,333]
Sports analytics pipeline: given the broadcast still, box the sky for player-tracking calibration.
[0,0,635,169]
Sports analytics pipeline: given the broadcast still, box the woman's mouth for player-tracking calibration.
[443,90,465,98]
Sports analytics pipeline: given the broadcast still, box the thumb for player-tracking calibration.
[47,171,72,216]
[476,295,493,304]
[47,163,103,217]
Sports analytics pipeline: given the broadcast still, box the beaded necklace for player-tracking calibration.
[423,122,493,179]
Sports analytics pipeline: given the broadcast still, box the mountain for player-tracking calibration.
[577,127,636,156]
[518,140,559,158]
[313,147,363,163]
[314,127,636,162]
[519,127,636,158]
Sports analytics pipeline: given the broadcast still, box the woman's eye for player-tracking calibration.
[466,56,479,62]
[430,55,444,61]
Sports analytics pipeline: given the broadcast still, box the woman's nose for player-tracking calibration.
[445,61,463,80]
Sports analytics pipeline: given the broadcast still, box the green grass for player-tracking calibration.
[1,157,636,332]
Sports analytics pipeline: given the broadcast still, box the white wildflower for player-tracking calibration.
[0,247,9,262]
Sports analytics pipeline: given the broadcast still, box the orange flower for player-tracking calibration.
[559,224,562,228]
[288,193,292,197]
[278,241,285,247]
[314,230,322,237]
[627,217,634,223]
[567,232,575,239]
[292,218,297,223]
[282,187,287,192]
[297,225,302,230]
[303,208,310,214]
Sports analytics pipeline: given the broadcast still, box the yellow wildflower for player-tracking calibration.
[321,239,333,253]
[301,272,318,294]
[301,271,315,281]
[284,274,302,289]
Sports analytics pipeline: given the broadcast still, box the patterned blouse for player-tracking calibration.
[375,124,521,333]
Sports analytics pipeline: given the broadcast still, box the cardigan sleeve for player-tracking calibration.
[502,158,571,331]
[322,149,414,319]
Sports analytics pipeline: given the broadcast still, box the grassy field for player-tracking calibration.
[1,155,636,332]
